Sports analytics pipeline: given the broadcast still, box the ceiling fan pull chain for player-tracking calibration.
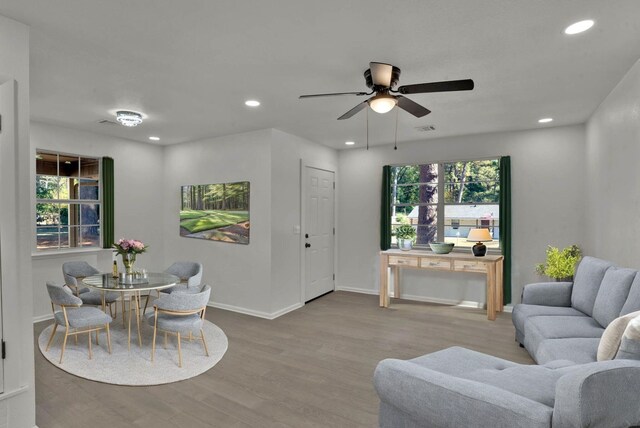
[366,107,369,150]
[394,107,399,150]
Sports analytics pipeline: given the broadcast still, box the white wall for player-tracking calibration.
[163,129,337,317]
[30,122,165,320]
[586,58,640,267]
[0,14,35,428]
[337,125,586,305]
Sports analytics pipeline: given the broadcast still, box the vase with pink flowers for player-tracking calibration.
[113,238,148,274]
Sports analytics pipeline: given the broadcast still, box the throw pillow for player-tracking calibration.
[597,310,640,361]
[615,317,640,360]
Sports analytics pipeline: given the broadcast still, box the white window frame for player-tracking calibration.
[35,149,102,252]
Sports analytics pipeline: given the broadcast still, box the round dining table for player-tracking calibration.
[82,272,180,349]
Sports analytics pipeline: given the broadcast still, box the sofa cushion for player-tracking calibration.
[592,267,637,327]
[535,338,600,364]
[409,346,517,377]
[597,310,640,361]
[463,365,563,407]
[571,256,614,316]
[524,316,604,357]
[512,304,586,337]
[621,273,640,315]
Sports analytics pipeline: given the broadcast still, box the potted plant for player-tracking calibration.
[395,225,416,251]
[113,238,148,274]
[535,244,582,281]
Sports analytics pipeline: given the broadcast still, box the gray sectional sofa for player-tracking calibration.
[514,256,640,363]
[373,256,640,428]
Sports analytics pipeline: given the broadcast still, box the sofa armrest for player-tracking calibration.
[521,282,572,306]
[373,359,552,428]
[553,360,640,428]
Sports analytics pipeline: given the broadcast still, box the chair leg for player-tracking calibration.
[189,331,193,342]
[46,323,58,352]
[60,330,68,364]
[200,328,209,356]
[164,332,168,349]
[142,293,150,316]
[95,329,100,345]
[106,324,112,354]
[74,330,78,345]
[88,331,92,359]
[151,316,158,363]
[177,332,182,368]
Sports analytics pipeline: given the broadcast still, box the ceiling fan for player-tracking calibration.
[299,62,474,120]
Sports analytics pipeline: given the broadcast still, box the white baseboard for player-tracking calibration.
[33,313,53,324]
[335,285,378,295]
[207,301,303,320]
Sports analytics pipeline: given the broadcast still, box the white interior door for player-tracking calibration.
[304,167,335,302]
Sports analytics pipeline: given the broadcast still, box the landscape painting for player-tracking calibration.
[180,181,250,244]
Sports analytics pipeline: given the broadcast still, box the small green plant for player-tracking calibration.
[536,245,582,280]
[395,224,416,241]
[395,213,410,225]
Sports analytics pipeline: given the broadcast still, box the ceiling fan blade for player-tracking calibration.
[370,62,394,87]
[397,79,474,94]
[299,91,368,99]
[337,101,368,120]
[396,96,431,118]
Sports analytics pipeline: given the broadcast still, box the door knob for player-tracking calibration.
[305,243,311,248]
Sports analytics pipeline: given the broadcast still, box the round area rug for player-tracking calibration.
[38,317,228,386]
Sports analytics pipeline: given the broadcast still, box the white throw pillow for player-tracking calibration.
[597,310,640,361]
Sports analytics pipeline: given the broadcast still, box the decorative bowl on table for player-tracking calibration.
[429,242,455,254]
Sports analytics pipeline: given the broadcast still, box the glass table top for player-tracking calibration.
[82,272,180,292]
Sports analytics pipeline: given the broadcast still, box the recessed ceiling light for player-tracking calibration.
[538,117,553,123]
[245,100,260,107]
[149,136,160,141]
[116,110,143,127]
[345,141,355,145]
[564,20,594,35]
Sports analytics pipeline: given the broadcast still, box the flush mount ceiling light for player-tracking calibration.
[149,136,160,141]
[116,110,143,127]
[538,117,553,123]
[245,100,260,107]
[564,19,594,35]
[368,93,398,114]
[345,141,355,146]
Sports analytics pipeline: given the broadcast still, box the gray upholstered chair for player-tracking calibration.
[62,261,120,318]
[145,284,211,367]
[45,281,113,364]
[163,261,203,293]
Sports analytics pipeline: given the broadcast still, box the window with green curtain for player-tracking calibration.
[102,157,114,249]
[380,165,392,250]
[499,156,511,304]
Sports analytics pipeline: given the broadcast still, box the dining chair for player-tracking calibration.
[62,261,120,318]
[45,281,113,364]
[146,284,211,367]
[142,261,203,315]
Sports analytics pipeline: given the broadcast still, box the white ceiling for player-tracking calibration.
[1,0,640,149]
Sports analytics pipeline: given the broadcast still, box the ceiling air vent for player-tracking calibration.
[415,125,436,132]
[98,119,117,125]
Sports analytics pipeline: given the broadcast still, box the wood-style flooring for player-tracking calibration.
[34,291,533,428]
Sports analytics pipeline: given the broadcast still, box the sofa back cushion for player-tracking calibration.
[571,257,614,316]
[621,273,640,316]
[592,268,637,327]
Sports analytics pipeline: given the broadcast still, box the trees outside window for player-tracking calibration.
[391,159,500,249]
[35,151,101,250]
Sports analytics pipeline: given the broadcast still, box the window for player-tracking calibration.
[35,150,101,250]
[391,159,500,249]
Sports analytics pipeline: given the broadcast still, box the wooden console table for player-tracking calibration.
[379,249,504,320]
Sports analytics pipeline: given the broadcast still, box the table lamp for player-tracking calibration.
[467,228,492,257]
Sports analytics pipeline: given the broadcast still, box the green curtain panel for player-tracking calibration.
[380,165,392,250]
[102,157,115,249]
[499,156,512,304]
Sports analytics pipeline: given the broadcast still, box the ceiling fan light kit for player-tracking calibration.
[299,61,474,121]
[368,93,398,114]
[116,110,143,127]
